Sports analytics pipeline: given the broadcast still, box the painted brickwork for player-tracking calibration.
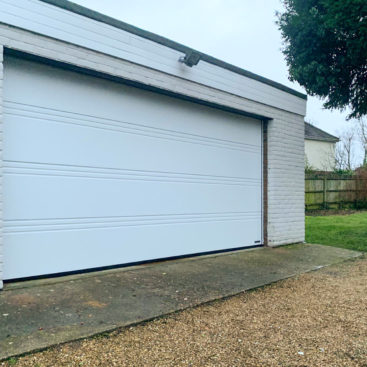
[267,115,305,245]
[0,22,305,287]
[0,45,3,289]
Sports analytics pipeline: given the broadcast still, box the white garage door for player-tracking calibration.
[3,56,263,280]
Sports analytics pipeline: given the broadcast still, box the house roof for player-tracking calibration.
[305,122,339,143]
[39,0,307,101]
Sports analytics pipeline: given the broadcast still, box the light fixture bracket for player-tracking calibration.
[179,50,201,67]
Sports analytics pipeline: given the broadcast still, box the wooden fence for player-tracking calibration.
[305,176,367,210]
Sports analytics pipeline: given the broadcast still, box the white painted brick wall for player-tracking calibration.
[0,25,305,287]
[0,45,3,289]
[267,114,305,246]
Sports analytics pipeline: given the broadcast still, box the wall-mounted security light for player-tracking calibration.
[179,50,201,67]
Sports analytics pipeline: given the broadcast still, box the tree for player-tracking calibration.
[335,126,356,171]
[357,119,367,166]
[277,0,367,119]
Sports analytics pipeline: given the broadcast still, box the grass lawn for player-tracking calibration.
[306,211,367,252]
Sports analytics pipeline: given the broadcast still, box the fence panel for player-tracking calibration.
[305,176,367,210]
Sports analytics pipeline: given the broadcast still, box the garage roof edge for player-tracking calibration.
[39,0,307,101]
[5,48,272,121]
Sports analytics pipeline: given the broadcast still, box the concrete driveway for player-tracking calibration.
[0,243,361,360]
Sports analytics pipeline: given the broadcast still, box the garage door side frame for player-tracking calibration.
[262,119,268,246]
[0,45,3,289]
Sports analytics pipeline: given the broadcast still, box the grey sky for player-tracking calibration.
[72,0,362,163]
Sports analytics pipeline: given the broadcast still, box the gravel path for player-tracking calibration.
[2,257,367,367]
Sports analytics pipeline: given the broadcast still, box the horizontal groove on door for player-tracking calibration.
[4,212,262,233]
[3,161,261,186]
[4,101,262,154]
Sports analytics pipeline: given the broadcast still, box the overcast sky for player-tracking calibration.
[73,0,363,163]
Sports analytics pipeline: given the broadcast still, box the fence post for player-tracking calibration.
[323,176,327,209]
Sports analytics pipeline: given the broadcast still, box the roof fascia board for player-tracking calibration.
[39,0,307,101]
[305,137,339,143]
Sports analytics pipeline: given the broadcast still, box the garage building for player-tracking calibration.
[0,0,307,288]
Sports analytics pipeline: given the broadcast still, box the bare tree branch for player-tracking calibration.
[357,119,367,166]
[335,126,356,171]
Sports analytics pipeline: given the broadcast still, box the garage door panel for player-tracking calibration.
[3,174,261,220]
[4,106,261,179]
[3,56,263,280]
[4,219,261,280]
[5,57,262,147]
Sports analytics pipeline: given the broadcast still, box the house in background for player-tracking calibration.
[305,122,339,171]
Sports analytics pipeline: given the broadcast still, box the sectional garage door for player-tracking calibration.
[2,56,263,280]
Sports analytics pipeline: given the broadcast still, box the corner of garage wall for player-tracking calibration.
[266,112,305,246]
[0,45,3,290]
